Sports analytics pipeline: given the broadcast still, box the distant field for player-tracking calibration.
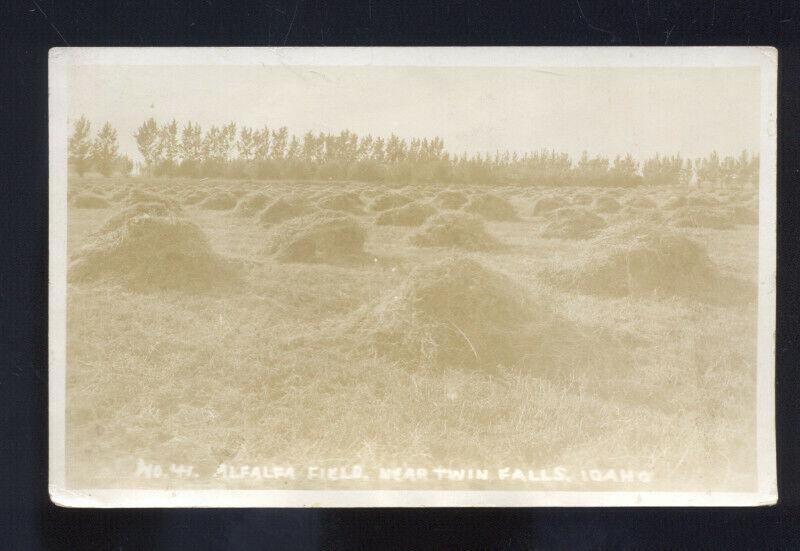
[64,175,760,492]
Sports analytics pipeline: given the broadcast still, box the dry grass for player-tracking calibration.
[532,195,569,215]
[69,214,234,292]
[668,206,735,230]
[541,207,607,240]
[64,176,760,492]
[370,192,413,212]
[317,191,366,214]
[199,191,238,211]
[411,211,502,251]
[258,197,315,227]
[435,190,469,210]
[265,211,367,263]
[233,192,271,217]
[464,193,518,221]
[72,193,111,209]
[591,195,622,213]
[374,201,437,226]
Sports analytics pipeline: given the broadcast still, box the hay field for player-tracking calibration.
[65,176,759,492]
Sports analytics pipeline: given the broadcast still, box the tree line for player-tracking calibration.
[68,116,760,187]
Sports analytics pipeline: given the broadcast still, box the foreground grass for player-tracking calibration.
[64,178,758,492]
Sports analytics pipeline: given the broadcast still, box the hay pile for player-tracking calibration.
[375,201,437,226]
[199,191,237,210]
[265,211,366,263]
[544,226,718,298]
[233,192,271,217]
[110,188,131,202]
[464,193,518,221]
[356,256,554,370]
[317,192,366,214]
[668,206,735,230]
[411,212,502,251]
[370,193,413,212]
[258,197,314,227]
[662,195,688,210]
[69,214,233,291]
[126,189,179,209]
[571,193,593,206]
[592,195,622,214]
[540,207,607,240]
[435,190,469,210]
[72,193,110,209]
[625,195,657,209]
[99,202,182,233]
[532,196,569,216]
[182,190,208,206]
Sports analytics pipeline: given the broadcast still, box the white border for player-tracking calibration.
[48,46,778,508]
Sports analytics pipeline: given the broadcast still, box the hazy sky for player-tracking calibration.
[69,65,761,162]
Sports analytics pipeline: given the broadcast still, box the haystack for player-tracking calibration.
[435,190,469,210]
[182,190,208,206]
[532,196,568,216]
[199,191,237,210]
[126,189,179,209]
[370,192,413,212]
[68,214,233,291]
[591,195,622,214]
[110,188,131,202]
[72,193,110,209]
[662,195,687,210]
[356,256,553,370]
[265,211,366,263]
[540,207,607,240]
[317,192,366,214]
[258,197,314,227]
[464,193,518,221]
[99,202,182,233]
[374,201,437,226]
[544,227,717,298]
[668,206,734,230]
[411,212,502,251]
[233,192,271,217]
[625,195,657,209]
[571,193,593,206]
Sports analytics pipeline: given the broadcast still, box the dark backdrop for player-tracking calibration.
[2,1,799,549]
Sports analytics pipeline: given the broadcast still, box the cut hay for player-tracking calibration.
[540,207,607,240]
[571,193,593,205]
[233,192,271,217]
[370,192,413,212]
[72,193,110,209]
[99,202,182,233]
[355,256,564,370]
[126,189,179,209]
[374,201,437,227]
[110,188,131,202]
[662,195,687,210]
[265,211,366,263]
[668,206,735,230]
[731,203,758,225]
[317,192,366,214]
[625,195,657,209]
[68,215,233,292]
[532,196,569,216]
[544,228,718,298]
[258,197,314,227]
[435,190,469,210]
[182,190,208,206]
[464,193,518,221]
[199,191,237,210]
[411,212,502,251]
[591,195,622,214]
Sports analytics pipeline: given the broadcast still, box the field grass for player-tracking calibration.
[64,176,759,492]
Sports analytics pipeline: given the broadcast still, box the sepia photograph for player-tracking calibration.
[48,47,777,507]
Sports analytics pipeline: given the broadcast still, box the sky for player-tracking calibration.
[68,64,761,163]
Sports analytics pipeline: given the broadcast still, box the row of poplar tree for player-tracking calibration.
[68,116,760,187]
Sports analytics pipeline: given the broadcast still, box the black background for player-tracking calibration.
[2,1,799,549]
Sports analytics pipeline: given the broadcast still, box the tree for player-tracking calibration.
[69,116,93,176]
[134,118,160,172]
[271,127,288,160]
[117,155,134,177]
[92,122,119,176]
[156,120,179,175]
[237,126,255,161]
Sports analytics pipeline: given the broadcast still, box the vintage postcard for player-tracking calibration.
[49,47,777,507]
